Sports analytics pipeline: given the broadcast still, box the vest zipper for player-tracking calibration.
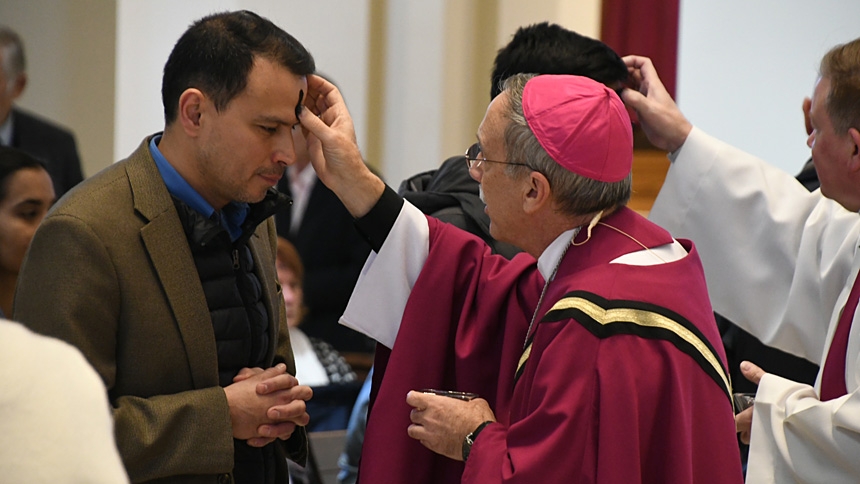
[232,249,240,270]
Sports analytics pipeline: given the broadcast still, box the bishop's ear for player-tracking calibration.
[523,171,551,214]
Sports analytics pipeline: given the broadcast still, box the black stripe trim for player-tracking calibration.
[515,291,732,405]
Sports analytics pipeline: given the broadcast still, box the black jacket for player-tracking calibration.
[11,108,84,197]
[399,154,520,259]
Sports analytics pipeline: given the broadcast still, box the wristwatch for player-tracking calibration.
[462,421,494,461]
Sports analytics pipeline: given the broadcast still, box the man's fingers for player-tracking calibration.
[297,105,330,139]
[406,423,426,443]
[233,367,261,383]
[735,407,753,430]
[247,436,277,448]
[258,363,287,378]
[256,372,299,395]
[267,398,310,424]
[735,405,754,445]
[740,360,766,385]
[406,390,431,409]
[621,88,647,110]
[257,421,299,440]
[622,55,655,74]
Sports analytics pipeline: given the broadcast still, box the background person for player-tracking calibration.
[622,39,860,483]
[299,72,742,483]
[0,319,129,483]
[275,109,374,355]
[276,236,359,432]
[0,26,84,197]
[0,146,53,317]
[341,22,632,484]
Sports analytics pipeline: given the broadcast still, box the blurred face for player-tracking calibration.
[196,57,308,208]
[0,49,24,125]
[807,77,859,209]
[276,261,303,327]
[469,93,528,245]
[0,167,55,276]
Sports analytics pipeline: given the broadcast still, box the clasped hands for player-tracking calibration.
[224,363,313,447]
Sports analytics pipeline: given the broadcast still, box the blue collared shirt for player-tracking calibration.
[149,135,249,241]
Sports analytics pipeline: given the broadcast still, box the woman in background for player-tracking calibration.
[276,236,358,427]
[0,146,127,482]
[0,147,54,317]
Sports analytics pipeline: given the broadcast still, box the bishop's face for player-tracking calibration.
[469,92,531,247]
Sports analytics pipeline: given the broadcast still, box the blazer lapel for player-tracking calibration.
[126,138,218,388]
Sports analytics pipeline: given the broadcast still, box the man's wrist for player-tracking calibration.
[353,185,403,252]
[462,420,494,461]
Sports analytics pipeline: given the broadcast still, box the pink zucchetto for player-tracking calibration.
[522,75,632,183]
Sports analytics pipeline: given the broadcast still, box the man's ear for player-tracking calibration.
[9,73,26,101]
[176,88,207,137]
[523,171,552,214]
[849,127,860,172]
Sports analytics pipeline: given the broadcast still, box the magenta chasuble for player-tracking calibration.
[358,207,743,484]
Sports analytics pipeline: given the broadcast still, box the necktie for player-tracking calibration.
[819,269,860,400]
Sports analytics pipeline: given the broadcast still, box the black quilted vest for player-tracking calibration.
[173,188,290,484]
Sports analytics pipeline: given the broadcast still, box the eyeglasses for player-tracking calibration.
[464,143,531,170]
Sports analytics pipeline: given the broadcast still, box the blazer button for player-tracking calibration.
[218,473,232,484]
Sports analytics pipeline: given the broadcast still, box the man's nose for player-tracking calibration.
[273,130,296,165]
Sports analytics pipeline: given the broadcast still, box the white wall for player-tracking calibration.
[115,0,369,161]
[678,0,860,174]
[382,0,604,186]
[378,1,447,186]
[497,0,601,45]
[11,0,853,184]
[0,0,116,178]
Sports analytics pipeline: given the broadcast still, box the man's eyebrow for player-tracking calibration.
[255,115,297,128]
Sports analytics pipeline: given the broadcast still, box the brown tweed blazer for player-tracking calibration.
[14,137,307,483]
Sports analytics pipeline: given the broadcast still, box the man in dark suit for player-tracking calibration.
[14,11,314,483]
[276,133,374,354]
[0,26,84,197]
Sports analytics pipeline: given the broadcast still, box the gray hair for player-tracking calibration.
[500,73,631,217]
[0,26,25,95]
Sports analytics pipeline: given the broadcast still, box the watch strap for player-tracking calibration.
[462,420,494,461]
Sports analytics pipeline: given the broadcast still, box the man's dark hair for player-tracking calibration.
[161,10,315,124]
[0,146,47,202]
[490,22,627,99]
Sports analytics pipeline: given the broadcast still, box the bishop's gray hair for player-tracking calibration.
[500,73,631,217]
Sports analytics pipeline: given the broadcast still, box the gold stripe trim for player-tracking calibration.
[516,341,532,377]
[548,296,731,396]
